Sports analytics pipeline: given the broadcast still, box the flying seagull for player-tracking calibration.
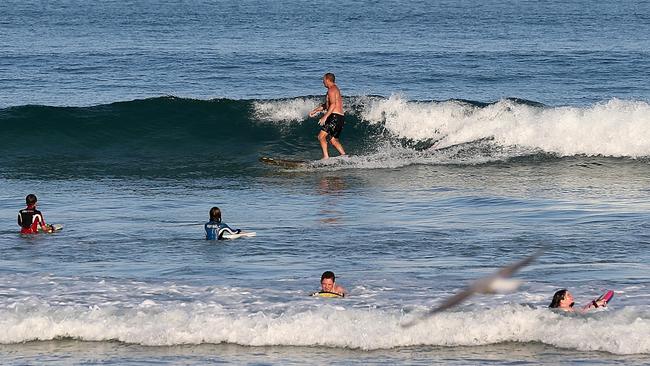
[401,249,543,328]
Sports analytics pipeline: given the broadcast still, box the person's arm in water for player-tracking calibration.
[333,284,346,296]
[582,298,608,312]
[37,213,51,232]
[27,209,52,233]
[217,223,241,239]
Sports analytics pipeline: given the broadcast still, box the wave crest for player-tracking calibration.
[2,96,649,177]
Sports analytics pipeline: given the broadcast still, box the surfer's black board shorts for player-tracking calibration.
[321,113,345,139]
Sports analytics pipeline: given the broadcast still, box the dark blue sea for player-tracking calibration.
[2,1,650,364]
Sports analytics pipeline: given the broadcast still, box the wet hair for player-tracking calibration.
[549,289,568,308]
[321,271,335,282]
[26,194,37,205]
[209,207,221,223]
[324,73,335,82]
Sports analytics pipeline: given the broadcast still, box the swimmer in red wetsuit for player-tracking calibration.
[17,194,53,234]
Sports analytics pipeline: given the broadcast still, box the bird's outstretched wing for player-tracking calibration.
[401,249,543,328]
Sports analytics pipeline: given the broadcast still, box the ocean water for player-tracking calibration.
[2,0,650,365]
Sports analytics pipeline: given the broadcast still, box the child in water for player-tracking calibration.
[311,271,347,297]
[205,206,240,240]
[18,194,54,234]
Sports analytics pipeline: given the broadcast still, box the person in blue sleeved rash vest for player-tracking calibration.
[205,206,240,240]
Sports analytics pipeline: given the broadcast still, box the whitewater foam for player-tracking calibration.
[297,142,532,172]
[0,274,648,354]
[252,98,321,124]
[251,96,650,163]
[2,301,649,354]
[360,96,650,158]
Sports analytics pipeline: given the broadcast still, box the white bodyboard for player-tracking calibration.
[222,231,256,240]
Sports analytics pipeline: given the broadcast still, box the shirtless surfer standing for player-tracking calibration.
[309,73,346,159]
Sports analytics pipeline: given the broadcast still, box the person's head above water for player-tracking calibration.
[323,72,335,87]
[320,271,336,292]
[25,194,37,206]
[549,289,574,309]
[209,207,222,223]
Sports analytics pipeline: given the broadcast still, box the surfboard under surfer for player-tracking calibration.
[309,73,346,159]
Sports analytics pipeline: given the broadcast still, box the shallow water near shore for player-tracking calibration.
[2,161,650,363]
[2,341,650,365]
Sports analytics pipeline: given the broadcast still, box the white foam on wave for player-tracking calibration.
[299,142,529,171]
[1,275,648,354]
[252,98,320,123]
[251,96,375,124]
[361,95,650,157]
[1,302,649,354]
[253,95,650,166]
